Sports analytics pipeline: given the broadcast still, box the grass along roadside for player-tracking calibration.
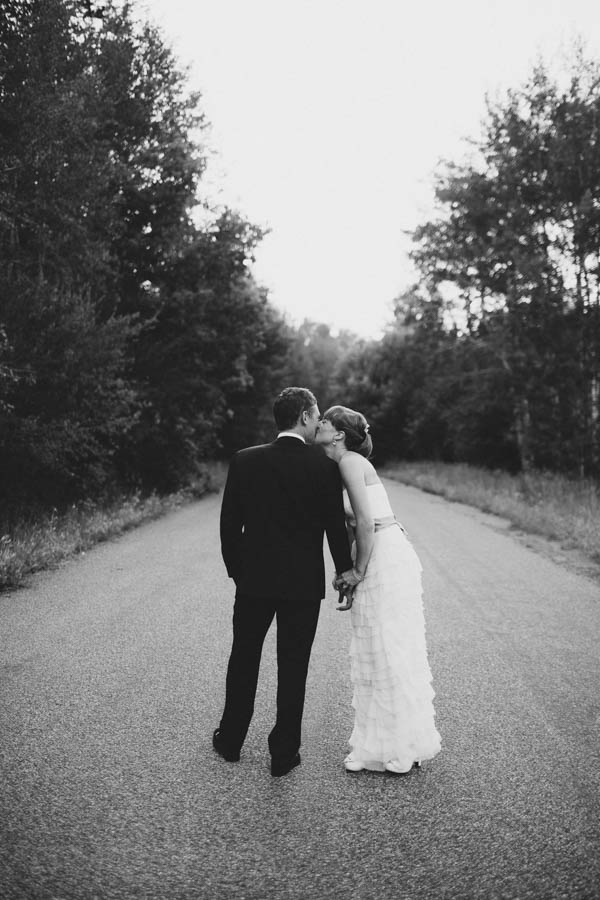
[382,461,600,565]
[0,462,227,592]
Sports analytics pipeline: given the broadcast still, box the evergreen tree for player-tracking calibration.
[0,0,290,511]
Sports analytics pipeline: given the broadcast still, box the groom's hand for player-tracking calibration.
[336,585,355,611]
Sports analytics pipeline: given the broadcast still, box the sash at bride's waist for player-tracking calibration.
[374,516,407,534]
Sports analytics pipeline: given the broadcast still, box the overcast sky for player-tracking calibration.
[140,0,600,337]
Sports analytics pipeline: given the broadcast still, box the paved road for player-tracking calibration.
[1,481,600,900]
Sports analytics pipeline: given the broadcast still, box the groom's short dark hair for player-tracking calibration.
[273,387,317,430]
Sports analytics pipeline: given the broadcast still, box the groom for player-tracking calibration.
[215,386,354,776]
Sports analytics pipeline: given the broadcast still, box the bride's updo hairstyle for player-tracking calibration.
[324,405,373,458]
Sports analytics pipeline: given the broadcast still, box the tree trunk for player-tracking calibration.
[514,395,533,473]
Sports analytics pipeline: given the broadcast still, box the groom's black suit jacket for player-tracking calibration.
[220,436,353,600]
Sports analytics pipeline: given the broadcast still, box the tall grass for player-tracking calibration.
[0,462,227,592]
[383,461,600,564]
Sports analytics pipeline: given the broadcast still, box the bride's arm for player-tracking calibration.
[339,454,374,579]
[345,520,355,548]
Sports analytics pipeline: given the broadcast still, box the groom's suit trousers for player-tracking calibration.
[219,590,321,762]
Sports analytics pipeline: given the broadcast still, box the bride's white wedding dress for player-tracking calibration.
[344,481,441,770]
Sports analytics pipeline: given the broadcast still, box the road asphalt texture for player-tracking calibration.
[1,480,600,899]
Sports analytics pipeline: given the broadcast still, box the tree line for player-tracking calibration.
[337,51,600,479]
[0,0,295,517]
[2,2,598,527]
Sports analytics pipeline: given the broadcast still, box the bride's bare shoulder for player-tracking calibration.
[339,452,373,480]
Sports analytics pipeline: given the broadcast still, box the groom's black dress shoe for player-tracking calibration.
[271,752,301,777]
[212,729,240,762]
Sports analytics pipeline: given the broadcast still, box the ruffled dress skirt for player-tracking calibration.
[348,525,441,769]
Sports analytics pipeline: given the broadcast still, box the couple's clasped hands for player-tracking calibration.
[333,568,364,611]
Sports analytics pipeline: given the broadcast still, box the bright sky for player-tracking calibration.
[140,0,600,337]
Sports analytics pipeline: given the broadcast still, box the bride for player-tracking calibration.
[316,405,441,774]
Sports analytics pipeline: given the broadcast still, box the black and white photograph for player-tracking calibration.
[1,1,600,897]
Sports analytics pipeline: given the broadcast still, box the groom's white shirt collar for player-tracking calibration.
[277,431,305,443]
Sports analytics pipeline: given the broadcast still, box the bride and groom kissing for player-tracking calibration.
[214,386,440,777]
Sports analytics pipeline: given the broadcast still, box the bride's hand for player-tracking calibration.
[339,567,364,589]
